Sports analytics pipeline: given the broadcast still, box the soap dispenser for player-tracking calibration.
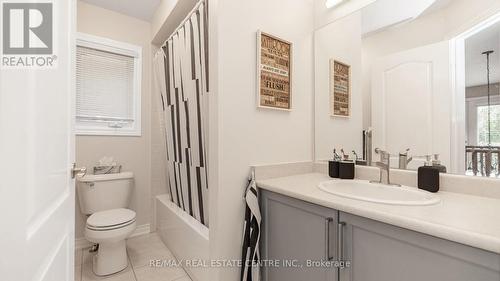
[431,154,447,173]
[328,149,341,178]
[417,155,443,193]
[338,149,355,180]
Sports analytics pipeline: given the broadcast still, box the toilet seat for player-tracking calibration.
[86,208,136,231]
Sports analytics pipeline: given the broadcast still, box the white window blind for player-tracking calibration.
[77,46,135,122]
[75,33,141,136]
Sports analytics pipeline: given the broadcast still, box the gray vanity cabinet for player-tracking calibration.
[261,190,338,281]
[260,190,500,281]
[339,212,500,281]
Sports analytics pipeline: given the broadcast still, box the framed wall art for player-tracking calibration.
[257,31,292,110]
[330,59,351,117]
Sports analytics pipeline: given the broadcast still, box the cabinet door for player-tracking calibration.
[261,190,338,281]
[339,212,500,281]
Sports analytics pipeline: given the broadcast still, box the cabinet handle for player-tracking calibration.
[325,218,334,261]
[338,222,346,264]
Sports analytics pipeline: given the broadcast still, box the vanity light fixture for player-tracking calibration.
[325,0,346,8]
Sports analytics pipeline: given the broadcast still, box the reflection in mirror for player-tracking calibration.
[314,0,500,178]
[465,28,500,177]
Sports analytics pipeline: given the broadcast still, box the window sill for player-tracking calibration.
[75,129,141,137]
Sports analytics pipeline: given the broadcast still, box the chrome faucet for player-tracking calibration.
[363,128,373,166]
[398,148,413,170]
[371,148,400,186]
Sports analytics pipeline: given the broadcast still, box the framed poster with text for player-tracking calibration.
[257,31,292,110]
[330,59,351,117]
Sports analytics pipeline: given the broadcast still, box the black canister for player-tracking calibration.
[418,166,441,193]
[339,161,355,180]
[328,161,340,178]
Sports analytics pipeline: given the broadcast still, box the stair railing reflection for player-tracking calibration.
[466,146,500,177]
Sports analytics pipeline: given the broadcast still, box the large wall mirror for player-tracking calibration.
[314,0,500,178]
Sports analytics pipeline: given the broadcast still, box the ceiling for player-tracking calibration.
[420,0,453,16]
[465,22,500,87]
[80,0,161,21]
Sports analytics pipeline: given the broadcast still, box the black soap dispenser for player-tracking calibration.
[417,155,443,193]
[338,149,355,179]
[328,149,341,178]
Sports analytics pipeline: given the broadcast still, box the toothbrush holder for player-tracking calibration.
[328,160,340,178]
[339,161,355,180]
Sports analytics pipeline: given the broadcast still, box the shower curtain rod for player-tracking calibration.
[162,0,206,48]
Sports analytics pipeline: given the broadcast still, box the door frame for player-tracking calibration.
[450,11,500,174]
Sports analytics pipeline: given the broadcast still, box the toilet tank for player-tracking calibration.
[76,172,134,215]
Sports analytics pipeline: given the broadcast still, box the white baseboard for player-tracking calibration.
[130,223,151,238]
[75,223,151,249]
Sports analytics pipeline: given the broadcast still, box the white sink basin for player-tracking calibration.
[318,180,441,206]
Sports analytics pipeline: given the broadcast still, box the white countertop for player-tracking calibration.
[256,172,500,254]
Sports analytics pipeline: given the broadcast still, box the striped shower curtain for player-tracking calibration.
[153,1,209,227]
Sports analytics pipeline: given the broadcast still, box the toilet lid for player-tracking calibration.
[87,208,136,229]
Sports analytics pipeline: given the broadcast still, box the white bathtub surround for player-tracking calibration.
[75,233,192,281]
[251,162,500,254]
[156,195,209,281]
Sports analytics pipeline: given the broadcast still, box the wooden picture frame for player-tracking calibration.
[257,31,293,110]
[330,59,351,117]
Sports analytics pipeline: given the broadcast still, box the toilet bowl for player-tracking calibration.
[76,172,136,276]
[85,208,137,276]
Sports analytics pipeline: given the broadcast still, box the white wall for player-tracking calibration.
[212,0,314,279]
[361,0,500,128]
[207,1,219,280]
[75,1,153,238]
[314,12,363,161]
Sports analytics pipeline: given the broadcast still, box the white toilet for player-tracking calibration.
[77,172,136,276]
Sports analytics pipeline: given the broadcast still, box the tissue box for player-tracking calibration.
[93,165,122,174]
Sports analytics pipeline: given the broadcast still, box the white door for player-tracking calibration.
[0,1,76,281]
[371,41,452,171]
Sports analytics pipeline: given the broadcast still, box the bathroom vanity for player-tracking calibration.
[257,171,500,281]
[255,2,500,280]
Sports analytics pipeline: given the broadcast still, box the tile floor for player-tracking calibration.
[75,233,192,281]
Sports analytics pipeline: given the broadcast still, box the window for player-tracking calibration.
[477,104,500,146]
[76,33,142,136]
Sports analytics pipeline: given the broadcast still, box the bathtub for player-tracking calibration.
[155,194,209,281]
